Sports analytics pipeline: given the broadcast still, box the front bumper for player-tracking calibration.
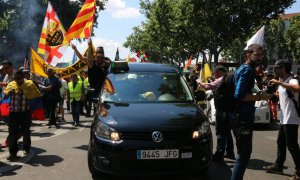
[90,135,212,175]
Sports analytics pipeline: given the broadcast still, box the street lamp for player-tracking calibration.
[2,36,7,59]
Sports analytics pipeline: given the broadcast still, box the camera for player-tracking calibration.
[265,84,277,94]
[264,84,279,103]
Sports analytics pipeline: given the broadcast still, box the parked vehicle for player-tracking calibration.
[206,84,271,125]
[88,62,212,176]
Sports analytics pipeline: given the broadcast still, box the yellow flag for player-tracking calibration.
[126,54,130,62]
[200,63,212,82]
[30,48,48,78]
[198,63,212,91]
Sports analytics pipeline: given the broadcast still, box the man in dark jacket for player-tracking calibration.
[41,68,61,128]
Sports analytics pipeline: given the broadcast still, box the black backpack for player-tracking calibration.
[213,72,237,112]
[286,78,300,117]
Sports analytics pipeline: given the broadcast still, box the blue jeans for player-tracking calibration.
[71,100,80,125]
[231,112,254,180]
[215,111,234,156]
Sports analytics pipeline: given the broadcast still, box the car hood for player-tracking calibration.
[98,103,207,132]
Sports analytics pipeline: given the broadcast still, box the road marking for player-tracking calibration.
[79,122,89,132]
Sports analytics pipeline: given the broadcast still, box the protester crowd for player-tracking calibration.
[186,44,300,180]
[0,41,299,180]
[0,40,110,161]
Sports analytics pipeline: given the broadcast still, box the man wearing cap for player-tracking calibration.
[264,59,300,180]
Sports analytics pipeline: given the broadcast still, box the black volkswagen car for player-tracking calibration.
[88,62,212,176]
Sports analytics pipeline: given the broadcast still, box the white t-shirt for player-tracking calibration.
[278,76,300,125]
[59,79,68,97]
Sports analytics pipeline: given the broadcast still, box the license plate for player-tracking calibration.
[137,149,179,159]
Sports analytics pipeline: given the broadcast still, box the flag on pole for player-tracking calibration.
[71,51,77,65]
[141,51,148,62]
[244,26,265,50]
[23,47,29,70]
[65,0,96,43]
[126,54,130,62]
[30,48,48,78]
[114,48,120,61]
[183,55,193,71]
[37,1,68,66]
[103,78,115,94]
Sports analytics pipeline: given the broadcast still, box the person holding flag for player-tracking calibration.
[3,70,43,161]
[71,39,110,97]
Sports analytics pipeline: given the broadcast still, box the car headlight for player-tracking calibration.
[192,121,210,139]
[95,121,121,142]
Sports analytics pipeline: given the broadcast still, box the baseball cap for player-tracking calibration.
[274,59,291,68]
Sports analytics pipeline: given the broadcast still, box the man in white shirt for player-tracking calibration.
[265,59,300,180]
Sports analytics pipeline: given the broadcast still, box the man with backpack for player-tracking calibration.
[197,65,235,162]
[264,59,300,180]
[231,44,272,180]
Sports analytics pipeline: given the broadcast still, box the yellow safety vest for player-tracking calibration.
[84,77,90,93]
[68,81,83,102]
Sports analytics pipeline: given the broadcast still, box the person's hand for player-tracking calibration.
[196,78,202,84]
[0,82,6,87]
[71,43,77,51]
[88,38,93,47]
[269,79,280,85]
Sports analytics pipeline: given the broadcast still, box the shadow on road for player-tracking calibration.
[26,147,63,167]
[253,123,280,131]
[89,162,232,180]
[30,132,55,138]
[74,144,88,151]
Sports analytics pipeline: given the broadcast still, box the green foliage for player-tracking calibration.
[285,15,300,61]
[125,0,295,65]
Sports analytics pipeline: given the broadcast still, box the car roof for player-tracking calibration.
[109,62,180,74]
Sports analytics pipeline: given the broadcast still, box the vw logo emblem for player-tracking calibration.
[152,131,163,143]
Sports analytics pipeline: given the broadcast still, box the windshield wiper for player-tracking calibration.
[103,100,129,106]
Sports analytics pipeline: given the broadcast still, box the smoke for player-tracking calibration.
[6,0,46,67]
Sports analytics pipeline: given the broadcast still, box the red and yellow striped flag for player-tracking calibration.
[183,55,193,71]
[65,0,96,43]
[104,78,115,94]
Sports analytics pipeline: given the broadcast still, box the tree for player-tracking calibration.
[125,0,295,66]
[265,19,291,64]
[285,15,300,62]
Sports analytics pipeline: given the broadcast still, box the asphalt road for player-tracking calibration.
[0,112,298,180]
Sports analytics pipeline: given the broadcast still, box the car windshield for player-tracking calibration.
[101,72,193,103]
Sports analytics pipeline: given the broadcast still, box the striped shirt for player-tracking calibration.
[9,89,30,112]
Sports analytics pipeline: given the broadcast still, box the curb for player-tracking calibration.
[0,150,34,175]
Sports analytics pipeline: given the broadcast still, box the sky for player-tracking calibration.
[61,0,300,63]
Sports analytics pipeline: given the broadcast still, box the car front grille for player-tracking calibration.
[121,131,192,140]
